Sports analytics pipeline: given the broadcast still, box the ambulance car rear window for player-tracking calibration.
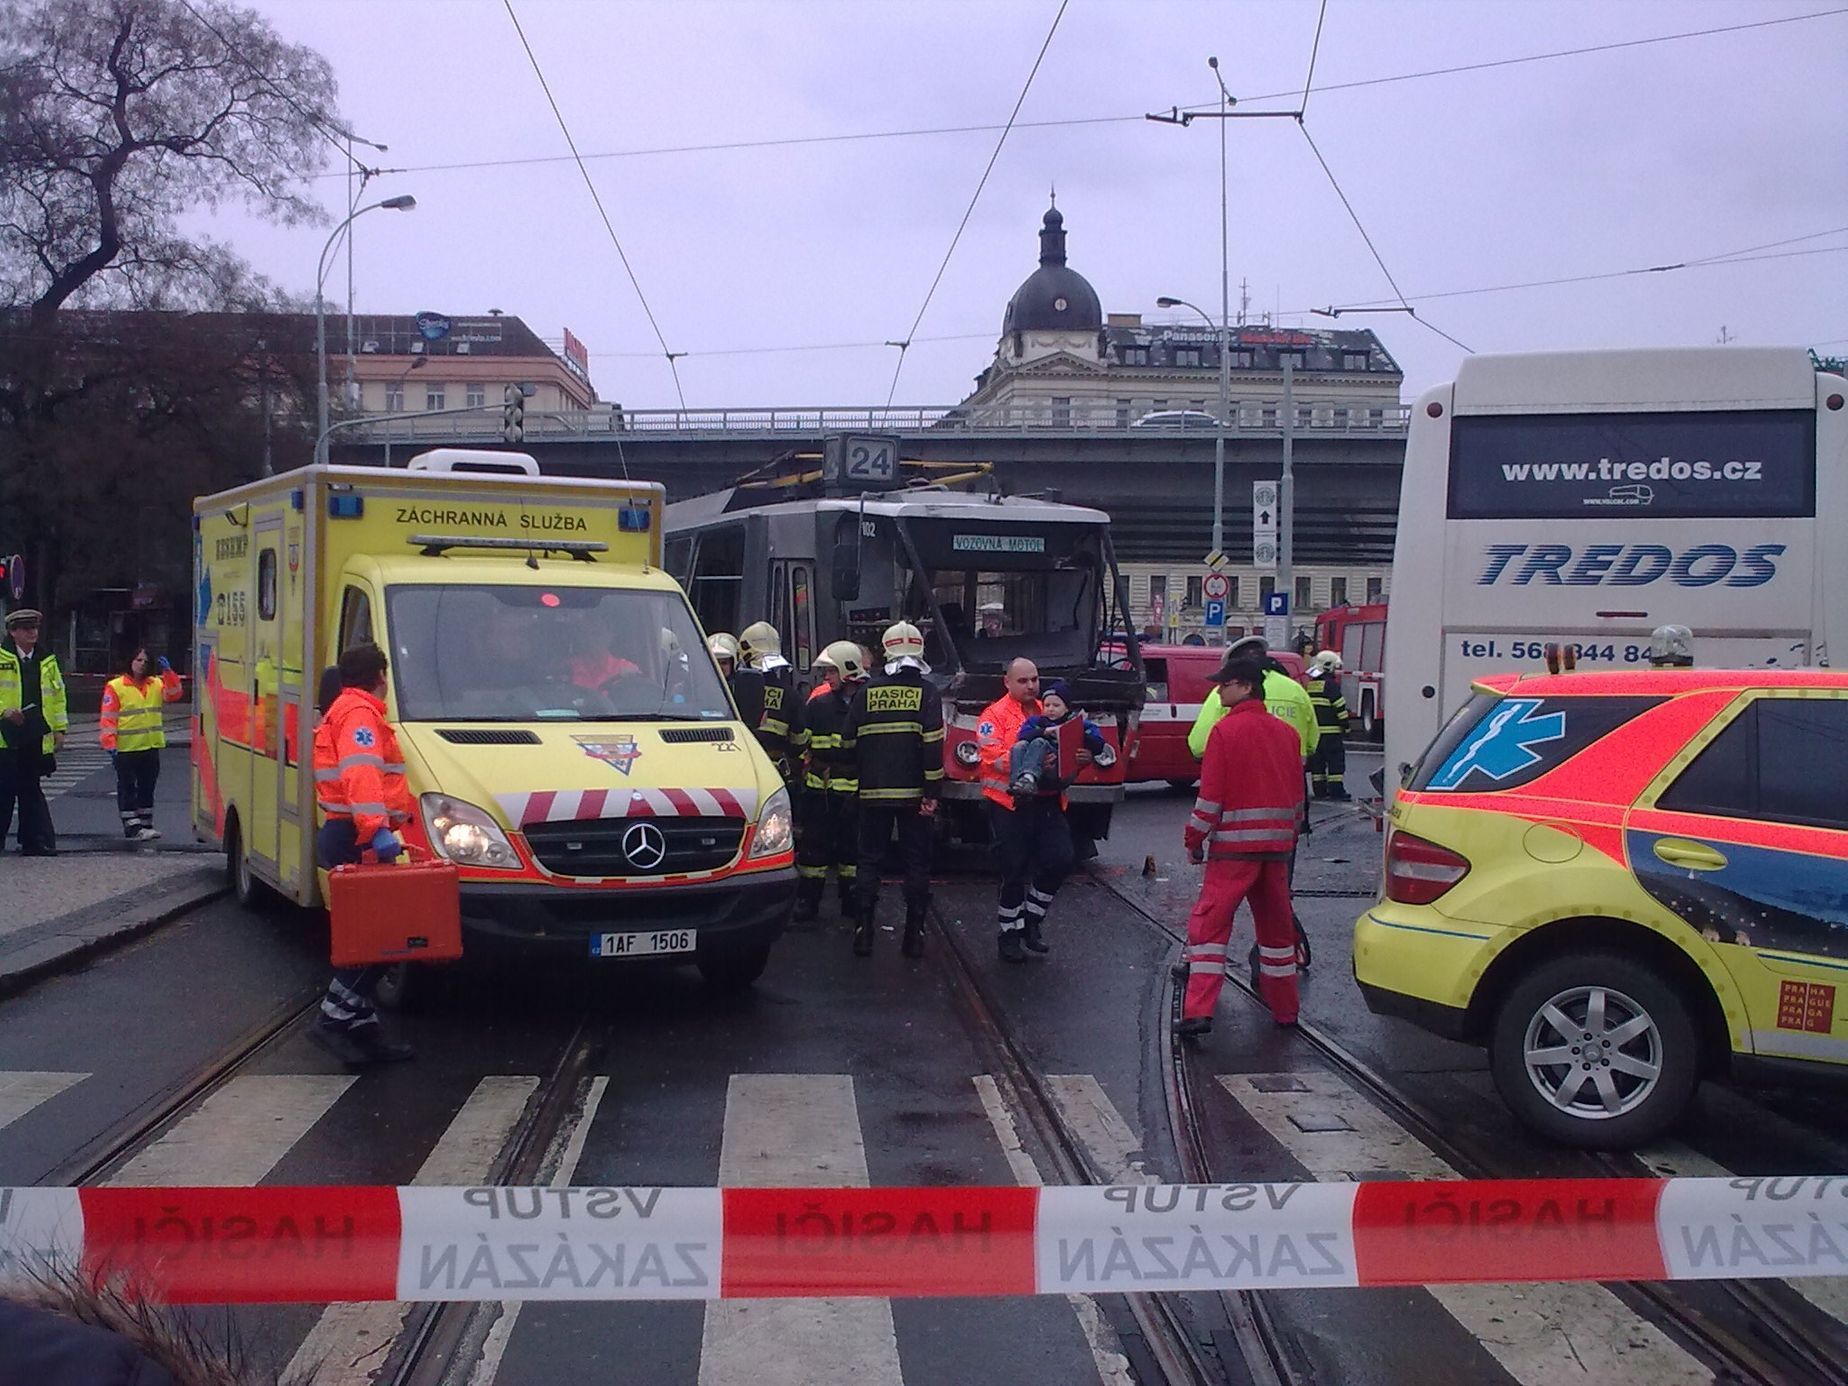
[1409,695,1662,794]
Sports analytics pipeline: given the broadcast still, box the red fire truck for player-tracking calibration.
[1313,602,1386,740]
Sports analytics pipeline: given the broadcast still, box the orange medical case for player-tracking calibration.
[326,852,463,968]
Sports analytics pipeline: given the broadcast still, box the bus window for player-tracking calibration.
[689,526,745,635]
[664,536,693,584]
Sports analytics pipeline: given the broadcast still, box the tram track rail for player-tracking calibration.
[1099,873,1848,1386]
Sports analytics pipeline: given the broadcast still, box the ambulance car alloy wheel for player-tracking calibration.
[1489,952,1699,1149]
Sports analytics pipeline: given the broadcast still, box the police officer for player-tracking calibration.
[794,641,867,922]
[0,609,68,856]
[1305,650,1351,800]
[848,622,943,958]
[738,621,800,781]
[1187,634,1318,764]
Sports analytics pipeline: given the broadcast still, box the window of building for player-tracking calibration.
[1366,576,1383,602]
[1116,399,1132,428]
[1259,575,1275,606]
[1184,575,1203,609]
[1343,352,1369,371]
[1052,397,1072,427]
[1122,347,1150,366]
[425,385,446,412]
[385,384,404,412]
[1331,577,1347,607]
[1295,575,1312,610]
[1174,348,1202,368]
[1148,575,1168,626]
[1224,576,1240,609]
[1279,350,1306,369]
[1230,350,1253,369]
[466,383,486,409]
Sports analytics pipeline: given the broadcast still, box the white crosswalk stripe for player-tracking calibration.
[104,1074,356,1187]
[0,1071,87,1130]
[1219,1071,1708,1385]
[42,741,112,800]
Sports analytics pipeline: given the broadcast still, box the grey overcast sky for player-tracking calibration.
[215,0,1848,411]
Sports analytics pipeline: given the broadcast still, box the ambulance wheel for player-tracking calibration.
[374,963,439,1014]
[698,944,771,993]
[226,817,267,912]
[1489,952,1698,1150]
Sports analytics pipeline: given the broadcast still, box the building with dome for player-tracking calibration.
[960,201,1403,433]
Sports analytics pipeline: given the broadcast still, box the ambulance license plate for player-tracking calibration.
[591,929,697,958]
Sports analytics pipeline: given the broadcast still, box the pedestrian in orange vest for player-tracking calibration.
[98,647,184,840]
[1177,654,1306,1036]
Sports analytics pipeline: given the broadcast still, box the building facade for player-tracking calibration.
[324,313,595,419]
[960,202,1404,641]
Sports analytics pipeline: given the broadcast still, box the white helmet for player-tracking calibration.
[707,632,740,665]
[739,621,781,667]
[882,621,925,660]
[1310,649,1343,675]
[819,639,869,682]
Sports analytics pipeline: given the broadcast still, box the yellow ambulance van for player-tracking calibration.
[191,450,795,990]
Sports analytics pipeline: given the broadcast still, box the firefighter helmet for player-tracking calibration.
[1310,649,1343,675]
[819,640,869,683]
[882,621,925,659]
[739,621,781,666]
[707,632,740,666]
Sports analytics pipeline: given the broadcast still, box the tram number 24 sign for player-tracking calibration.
[824,434,900,488]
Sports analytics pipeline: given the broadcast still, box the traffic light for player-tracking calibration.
[502,384,525,444]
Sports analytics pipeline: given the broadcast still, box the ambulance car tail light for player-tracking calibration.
[420,793,520,869]
[954,741,982,767]
[749,787,793,858]
[1384,830,1470,905]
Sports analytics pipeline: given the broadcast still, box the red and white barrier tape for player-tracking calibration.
[3,1177,1843,1304]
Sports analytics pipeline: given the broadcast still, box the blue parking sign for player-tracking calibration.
[1204,599,1226,627]
[1263,592,1289,617]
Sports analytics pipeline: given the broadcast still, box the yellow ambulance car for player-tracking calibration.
[192,450,795,991]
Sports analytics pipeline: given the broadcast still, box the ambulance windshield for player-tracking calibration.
[385,584,732,723]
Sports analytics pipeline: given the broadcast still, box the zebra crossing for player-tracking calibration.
[1,1064,1840,1384]
[41,738,113,800]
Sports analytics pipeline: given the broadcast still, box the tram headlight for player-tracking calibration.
[421,794,520,869]
[954,740,982,767]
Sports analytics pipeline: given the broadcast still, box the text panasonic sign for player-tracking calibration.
[1477,542,1785,588]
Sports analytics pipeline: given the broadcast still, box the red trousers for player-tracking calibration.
[1182,857,1299,1023]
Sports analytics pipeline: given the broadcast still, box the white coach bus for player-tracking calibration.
[1384,346,1845,781]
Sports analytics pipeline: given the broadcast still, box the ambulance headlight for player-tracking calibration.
[421,794,520,869]
[749,786,794,858]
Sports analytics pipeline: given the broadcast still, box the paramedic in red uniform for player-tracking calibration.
[311,642,418,1067]
[1177,654,1304,1036]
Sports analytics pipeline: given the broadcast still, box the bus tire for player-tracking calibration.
[225,815,268,912]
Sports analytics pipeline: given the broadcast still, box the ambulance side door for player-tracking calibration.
[246,510,286,878]
[1626,692,1848,1067]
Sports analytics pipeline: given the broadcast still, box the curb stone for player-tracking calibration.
[0,865,229,998]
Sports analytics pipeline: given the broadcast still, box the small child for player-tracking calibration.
[1009,680,1107,797]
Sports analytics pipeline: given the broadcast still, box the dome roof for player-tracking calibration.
[1002,204,1102,336]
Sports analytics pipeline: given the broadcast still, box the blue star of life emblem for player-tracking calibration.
[1426,698,1566,790]
[352,725,376,748]
[978,720,995,739]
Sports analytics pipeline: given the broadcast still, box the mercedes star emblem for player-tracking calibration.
[621,821,667,871]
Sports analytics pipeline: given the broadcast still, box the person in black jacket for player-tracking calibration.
[793,640,867,921]
[847,622,943,958]
[737,621,799,782]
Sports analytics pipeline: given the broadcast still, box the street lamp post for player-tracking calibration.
[1155,294,1230,642]
[315,194,416,465]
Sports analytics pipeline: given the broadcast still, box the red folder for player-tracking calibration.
[326,849,462,968]
[1055,716,1085,782]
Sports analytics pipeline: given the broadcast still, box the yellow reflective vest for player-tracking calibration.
[0,644,69,756]
[1187,669,1319,761]
[101,671,185,752]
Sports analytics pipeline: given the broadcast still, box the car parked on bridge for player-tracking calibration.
[1129,409,1221,431]
[1355,668,1848,1148]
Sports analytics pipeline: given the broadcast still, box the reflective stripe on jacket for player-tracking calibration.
[100,671,184,752]
[1187,668,1319,760]
[313,687,414,839]
[802,683,860,793]
[1184,699,1305,861]
[848,668,943,802]
[1306,675,1348,732]
[0,644,68,755]
[976,694,1036,809]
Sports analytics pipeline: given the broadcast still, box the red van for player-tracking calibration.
[1127,644,1307,787]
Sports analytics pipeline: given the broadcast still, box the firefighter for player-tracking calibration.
[738,621,799,781]
[978,657,1092,963]
[794,641,866,922]
[0,609,67,857]
[99,647,185,839]
[708,631,740,679]
[848,622,943,958]
[310,642,417,1068]
[1178,654,1305,1037]
[1305,650,1351,800]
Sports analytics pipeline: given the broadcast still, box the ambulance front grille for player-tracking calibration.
[523,816,744,877]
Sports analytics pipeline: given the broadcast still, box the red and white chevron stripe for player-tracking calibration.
[496,786,760,828]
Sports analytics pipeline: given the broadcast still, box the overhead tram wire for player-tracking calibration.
[1300,0,1328,114]
[885,0,1070,407]
[315,8,1848,185]
[503,0,688,412]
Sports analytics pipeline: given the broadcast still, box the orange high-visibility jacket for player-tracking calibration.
[976,694,1038,810]
[313,688,414,839]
